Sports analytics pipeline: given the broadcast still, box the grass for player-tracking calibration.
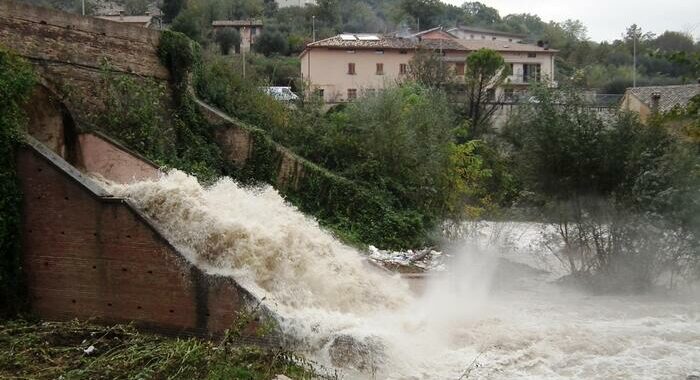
[0,319,331,380]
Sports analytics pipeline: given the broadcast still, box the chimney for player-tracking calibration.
[119,10,124,20]
[651,92,661,114]
[536,40,544,47]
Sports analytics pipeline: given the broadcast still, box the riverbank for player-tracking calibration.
[0,319,328,379]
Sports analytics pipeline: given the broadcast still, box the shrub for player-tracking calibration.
[215,28,241,55]
[0,47,36,316]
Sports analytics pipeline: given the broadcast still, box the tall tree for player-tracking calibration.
[463,48,508,137]
[407,48,454,88]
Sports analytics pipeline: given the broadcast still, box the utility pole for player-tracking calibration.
[242,26,246,79]
[633,32,637,88]
[81,0,85,15]
[312,16,316,42]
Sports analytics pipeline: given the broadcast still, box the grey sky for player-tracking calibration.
[444,0,700,42]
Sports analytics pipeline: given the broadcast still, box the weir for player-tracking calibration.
[0,0,290,336]
[18,133,266,337]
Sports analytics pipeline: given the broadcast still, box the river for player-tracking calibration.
[109,170,700,379]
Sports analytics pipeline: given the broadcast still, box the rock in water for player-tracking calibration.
[328,334,385,372]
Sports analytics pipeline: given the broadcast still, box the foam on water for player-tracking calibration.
[109,171,700,379]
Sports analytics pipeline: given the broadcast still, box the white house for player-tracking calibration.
[300,28,557,103]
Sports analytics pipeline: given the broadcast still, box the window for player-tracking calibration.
[523,63,541,82]
[487,88,496,101]
[455,62,465,76]
[527,52,537,58]
[399,49,408,54]
[399,63,408,75]
[509,63,514,75]
[375,49,384,54]
[348,63,356,75]
[376,63,384,75]
[346,50,356,54]
[347,88,357,100]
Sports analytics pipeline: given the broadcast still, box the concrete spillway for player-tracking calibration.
[18,134,263,337]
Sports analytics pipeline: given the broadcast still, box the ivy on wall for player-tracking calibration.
[0,47,36,316]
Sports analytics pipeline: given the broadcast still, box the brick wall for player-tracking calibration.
[0,0,170,127]
[17,137,261,336]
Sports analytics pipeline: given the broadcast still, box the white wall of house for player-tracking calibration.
[301,48,414,102]
[276,0,316,8]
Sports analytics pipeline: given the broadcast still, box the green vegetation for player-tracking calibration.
[0,319,327,379]
[195,50,517,246]
[148,0,698,93]
[503,85,700,290]
[0,48,35,317]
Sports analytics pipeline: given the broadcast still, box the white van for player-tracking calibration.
[261,86,299,102]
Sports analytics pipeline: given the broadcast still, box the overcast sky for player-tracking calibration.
[444,0,700,42]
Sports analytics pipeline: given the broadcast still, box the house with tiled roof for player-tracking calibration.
[300,28,557,103]
[621,84,700,122]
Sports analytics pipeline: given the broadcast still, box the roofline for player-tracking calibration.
[448,26,527,39]
[411,26,458,39]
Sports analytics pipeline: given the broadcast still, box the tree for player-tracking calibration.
[263,0,278,17]
[652,31,696,53]
[171,9,203,43]
[254,28,289,56]
[215,28,241,55]
[125,0,148,15]
[461,2,501,26]
[161,0,185,23]
[400,0,442,29]
[463,48,508,137]
[407,48,454,88]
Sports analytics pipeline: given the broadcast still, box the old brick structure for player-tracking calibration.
[18,136,264,336]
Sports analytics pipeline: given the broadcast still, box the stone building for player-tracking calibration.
[211,19,263,53]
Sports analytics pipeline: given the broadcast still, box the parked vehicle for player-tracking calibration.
[261,86,299,102]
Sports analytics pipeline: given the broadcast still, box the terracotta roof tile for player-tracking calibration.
[628,84,700,113]
[306,34,468,51]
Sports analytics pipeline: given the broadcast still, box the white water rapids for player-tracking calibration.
[109,171,700,379]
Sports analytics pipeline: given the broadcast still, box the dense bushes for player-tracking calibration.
[195,54,520,247]
[504,85,699,289]
[0,48,36,316]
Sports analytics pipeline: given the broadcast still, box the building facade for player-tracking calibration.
[211,20,263,53]
[300,29,557,103]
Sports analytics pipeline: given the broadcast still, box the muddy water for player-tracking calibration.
[109,171,700,379]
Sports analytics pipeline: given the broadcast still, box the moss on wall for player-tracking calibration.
[0,46,36,316]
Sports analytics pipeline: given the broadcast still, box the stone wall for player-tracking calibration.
[0,0,169,126]
[75,132,160,184]
[17,137,262,336]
